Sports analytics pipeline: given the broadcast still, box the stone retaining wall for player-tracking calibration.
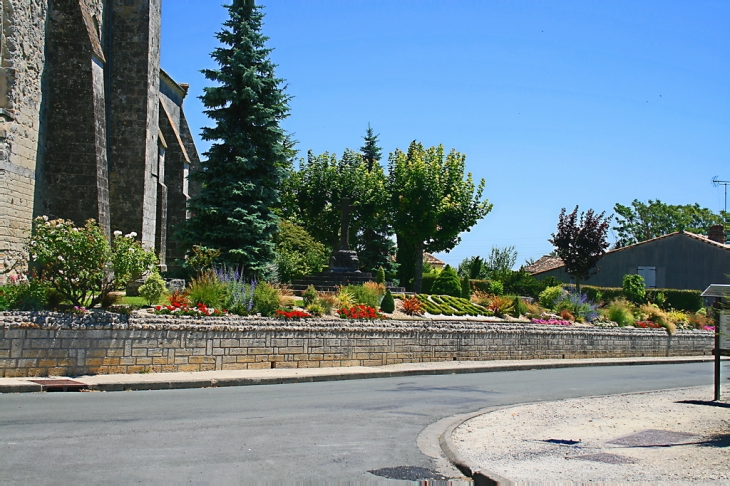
[0,312,714,378]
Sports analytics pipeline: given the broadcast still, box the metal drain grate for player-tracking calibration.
[608,429,697,447]
[569,453,638,464]
[28,379,88,392]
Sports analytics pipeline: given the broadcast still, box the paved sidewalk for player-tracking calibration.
[0,356,713,393]
[445,384,729,485]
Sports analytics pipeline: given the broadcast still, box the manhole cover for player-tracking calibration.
[569,453,637,464]
[28,379,87,392]
[368,466,447,481]
[608,429,697,447]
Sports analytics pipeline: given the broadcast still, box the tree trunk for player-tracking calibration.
[413,241,424,293]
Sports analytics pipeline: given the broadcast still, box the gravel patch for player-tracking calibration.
[453,386,729,485]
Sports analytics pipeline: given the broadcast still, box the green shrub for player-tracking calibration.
[28,217,157,308]
[500,270,548,298]
[511,296,528,318]
[607,299,634,327]
[254,282,280,317]
[274,221,327,283]
[302,285,318,306]
[380,289,395,313]
[375,267,386,285]
[185,245,221,274]
[538,285,565,309]
[306,302,325,317]
[187,271,227,308]
[0,279,50,311]
[622,274,646,304]
[646,289,702,312]
[138,272,167,305]
[460,276,471,299]
[343,285,379,309]
[488,280,504,296]
[430,265,462,297]
[421,274,437,294]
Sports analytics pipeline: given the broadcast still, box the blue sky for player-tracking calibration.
[161,0,729,268]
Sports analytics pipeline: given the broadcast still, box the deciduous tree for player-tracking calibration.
[613,199,723,247]
[388,141,492,292]
[549,206,612,292]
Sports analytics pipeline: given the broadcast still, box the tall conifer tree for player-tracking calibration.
[179,0,290,275]
[358,125,396,276]
[360,123,382,172]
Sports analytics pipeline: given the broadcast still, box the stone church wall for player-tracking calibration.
[0,0,198,282]
[39,0,110,235]
[0,0,48,282]
[108,0,161,248]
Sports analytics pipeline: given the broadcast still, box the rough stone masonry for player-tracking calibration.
[0,312,714,377]
[0,0,200,282]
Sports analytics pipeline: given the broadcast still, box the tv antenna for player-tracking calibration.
[712,176,729,226]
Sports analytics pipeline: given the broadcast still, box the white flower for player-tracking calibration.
[42,216,49,221]
[58,256,65,262]
[130,232,138,238]
[114,231,123,237]
[58,270,64,275]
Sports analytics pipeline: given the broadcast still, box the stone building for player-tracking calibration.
[0,0,200,282]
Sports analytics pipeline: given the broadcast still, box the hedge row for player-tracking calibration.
[579,285,704,312]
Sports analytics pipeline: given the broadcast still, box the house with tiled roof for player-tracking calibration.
[530,226,729,291]
[525,256,564,275]
[423,253,446,270]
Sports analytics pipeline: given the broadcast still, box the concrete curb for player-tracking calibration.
[439,408,513,486]
[0,356,715,394]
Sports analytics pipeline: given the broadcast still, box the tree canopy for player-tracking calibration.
[283,149,392,272]
[177,2,290,275]
[388,141,492,292]
[549,206,612,291]
[613,199,723,248]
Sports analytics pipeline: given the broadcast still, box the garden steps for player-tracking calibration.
[289,271,405,294]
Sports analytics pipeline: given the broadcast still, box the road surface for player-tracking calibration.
[0,362,714,483]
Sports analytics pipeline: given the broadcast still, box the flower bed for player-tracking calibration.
[635,320,662,329]
[338,304,386,320]
[531,318,572,326]
[275,309,312,320]
[154,302,226,317]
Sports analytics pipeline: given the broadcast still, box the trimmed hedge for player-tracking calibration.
[421,275,437,294]
[581,285,703,312]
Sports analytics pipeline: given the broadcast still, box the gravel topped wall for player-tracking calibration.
[0,312,714,378]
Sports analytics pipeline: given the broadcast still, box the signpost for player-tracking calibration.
[717,311,729,401]
[702,285,729,401]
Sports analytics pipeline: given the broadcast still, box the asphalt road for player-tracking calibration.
[0,362,715,483]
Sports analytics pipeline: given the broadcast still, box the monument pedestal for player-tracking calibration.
[329,249,360,273]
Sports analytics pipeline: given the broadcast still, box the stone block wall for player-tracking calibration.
[0,0,48,283]
[39,0,110,235]
[0,313,714,377]
[108,0,161,248]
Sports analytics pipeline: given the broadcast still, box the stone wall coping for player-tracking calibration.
[0,311,714,337]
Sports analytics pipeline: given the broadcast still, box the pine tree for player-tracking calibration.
[178,1,290,275]
[357,124,396,275]
[360,123,382,172]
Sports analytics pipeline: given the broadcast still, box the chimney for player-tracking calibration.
[707,225,726,244]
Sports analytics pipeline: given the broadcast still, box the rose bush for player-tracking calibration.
[28,217,157,308]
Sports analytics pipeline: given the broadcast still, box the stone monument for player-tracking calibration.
[328,198,360,272]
